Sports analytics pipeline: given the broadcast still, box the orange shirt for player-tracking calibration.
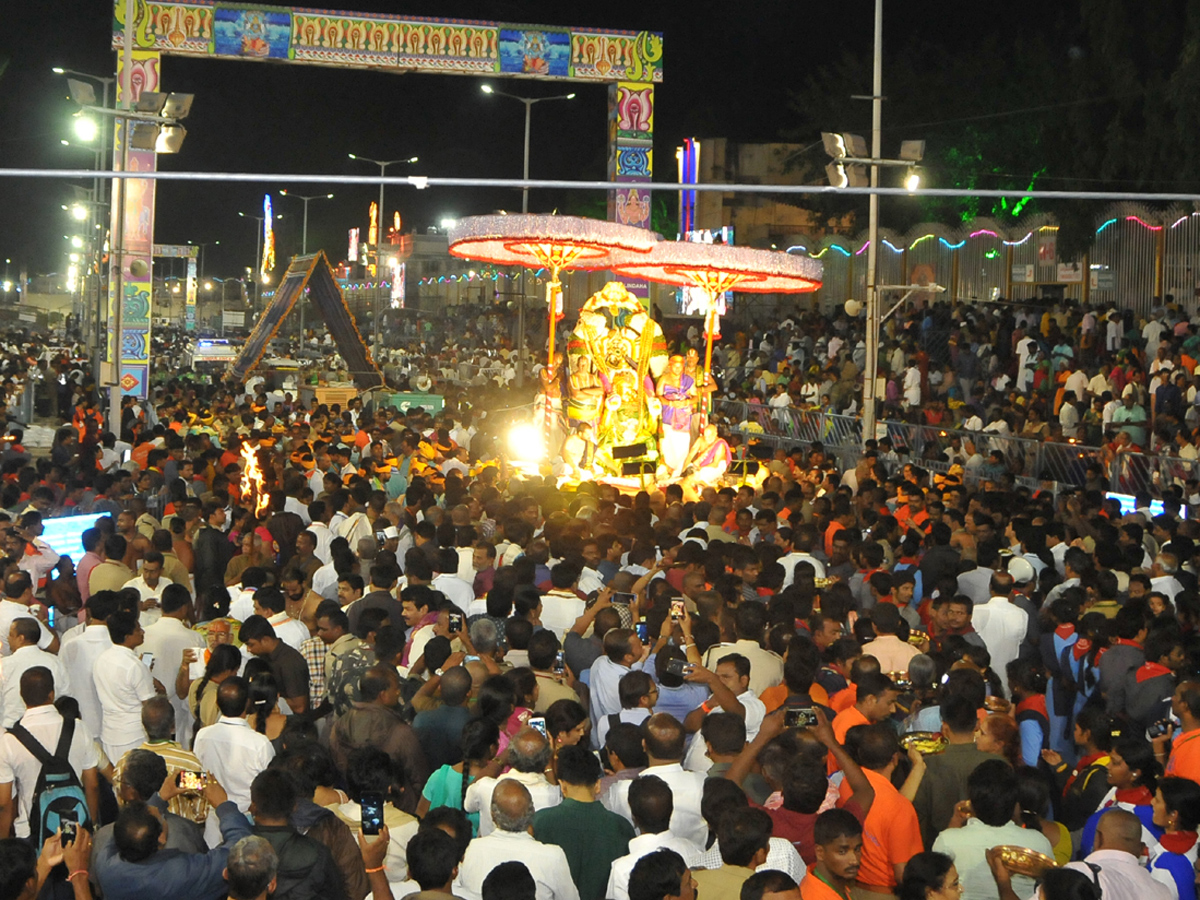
[837,768,923,889]
[829,706,870,773]
[831,683,857,714]
[1166,729,1200,784]
[760,683,830,714]
[824,521,846,558]
[800,873,851,900]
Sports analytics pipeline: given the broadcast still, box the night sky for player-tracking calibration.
[0,0,1056,280]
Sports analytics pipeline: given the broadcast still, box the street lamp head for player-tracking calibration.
[905,168,921,194]
[566,93,577,99]
[52,67,65,74]
[407,157,418,163]
[326,193,334,199]
[71,205,87,221]
[481,84,494,94]
[348,153,358,160]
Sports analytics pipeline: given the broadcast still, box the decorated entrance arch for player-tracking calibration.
[108,0,663,396]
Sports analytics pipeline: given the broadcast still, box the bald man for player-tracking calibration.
[1061,810,1171,900]
[455,780,579,900]
[463,728,561,836]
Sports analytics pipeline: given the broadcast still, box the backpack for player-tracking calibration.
[8,716,91,844]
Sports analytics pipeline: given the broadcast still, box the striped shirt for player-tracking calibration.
[113,740,210,823]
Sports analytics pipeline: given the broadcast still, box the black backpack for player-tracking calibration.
[8,717,91,844]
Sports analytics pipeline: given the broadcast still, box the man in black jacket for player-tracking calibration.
[249,769,345,900]
[193,501,232,620]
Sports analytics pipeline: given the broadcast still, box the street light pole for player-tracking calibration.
[279,190,333,344]
[480,84,576,214]
[862,0,884,445]
[348,154,417,359]
[238,211,280,318]
[54,67,114,388]
[480,84,575,385]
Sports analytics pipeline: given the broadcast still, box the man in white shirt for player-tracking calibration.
[0,666,100,838]
[124,551,169,628]
[93,610,161,761]
[193,675,275,848]
[0,572,57,657]
[681,656,766,773]
[464,729,561,836]
[60,589,117,739]
[456,780,579,900]
[606,775,702,900]
[1058,809,1173,900]
[252,585,310,651]
[1150,553,1185,602]
[608,714,709,847]
[140,585,206,746]
[305,502,335,565]
[539,562,586,642]
[430,549,474,615]
[589,629,647,748]
[0,619,71,727]
[971,572,1027,697]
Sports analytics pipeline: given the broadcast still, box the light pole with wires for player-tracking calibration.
[348,154,417,358]
[279,190,333,343]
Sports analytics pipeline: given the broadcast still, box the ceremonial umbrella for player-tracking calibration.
[612,241,823,396]
[448,214,659,442]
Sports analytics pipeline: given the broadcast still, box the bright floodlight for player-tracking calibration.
[70,236,84,249]
[905,169,921,193]
[481,85,494,94]
[70,205,87,221]
[507,423,545,462]
[0,282,10,292]
[204,281,213,290]
[440,218,457,229]
[566,93,576,99]
[74,117,98,142]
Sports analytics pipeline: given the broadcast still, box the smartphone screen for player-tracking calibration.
[177,770,206,791]
[529,716,547,737]
[785,707,818,729]
[666,658,689,677]
[448,612,464,632]
[360,790,384,836]
[60,817,78,846]
[635,620,649,642]
[553,650,565,674]
[612,592,636,605]
[669,599,685,620]
[141,652,155,671]
[47,607,55,629]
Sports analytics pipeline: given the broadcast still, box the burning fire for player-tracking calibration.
[240,444,270,516]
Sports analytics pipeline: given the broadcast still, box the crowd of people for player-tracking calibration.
[0,291,1199,900]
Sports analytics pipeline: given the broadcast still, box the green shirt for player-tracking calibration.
[532,797,635,900]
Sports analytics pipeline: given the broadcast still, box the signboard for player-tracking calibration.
[1090,270,1115,291]
[1011,264,1035,284]
[223,310,246,328]
[382,392,444,414]
[1057,262,1084,283]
